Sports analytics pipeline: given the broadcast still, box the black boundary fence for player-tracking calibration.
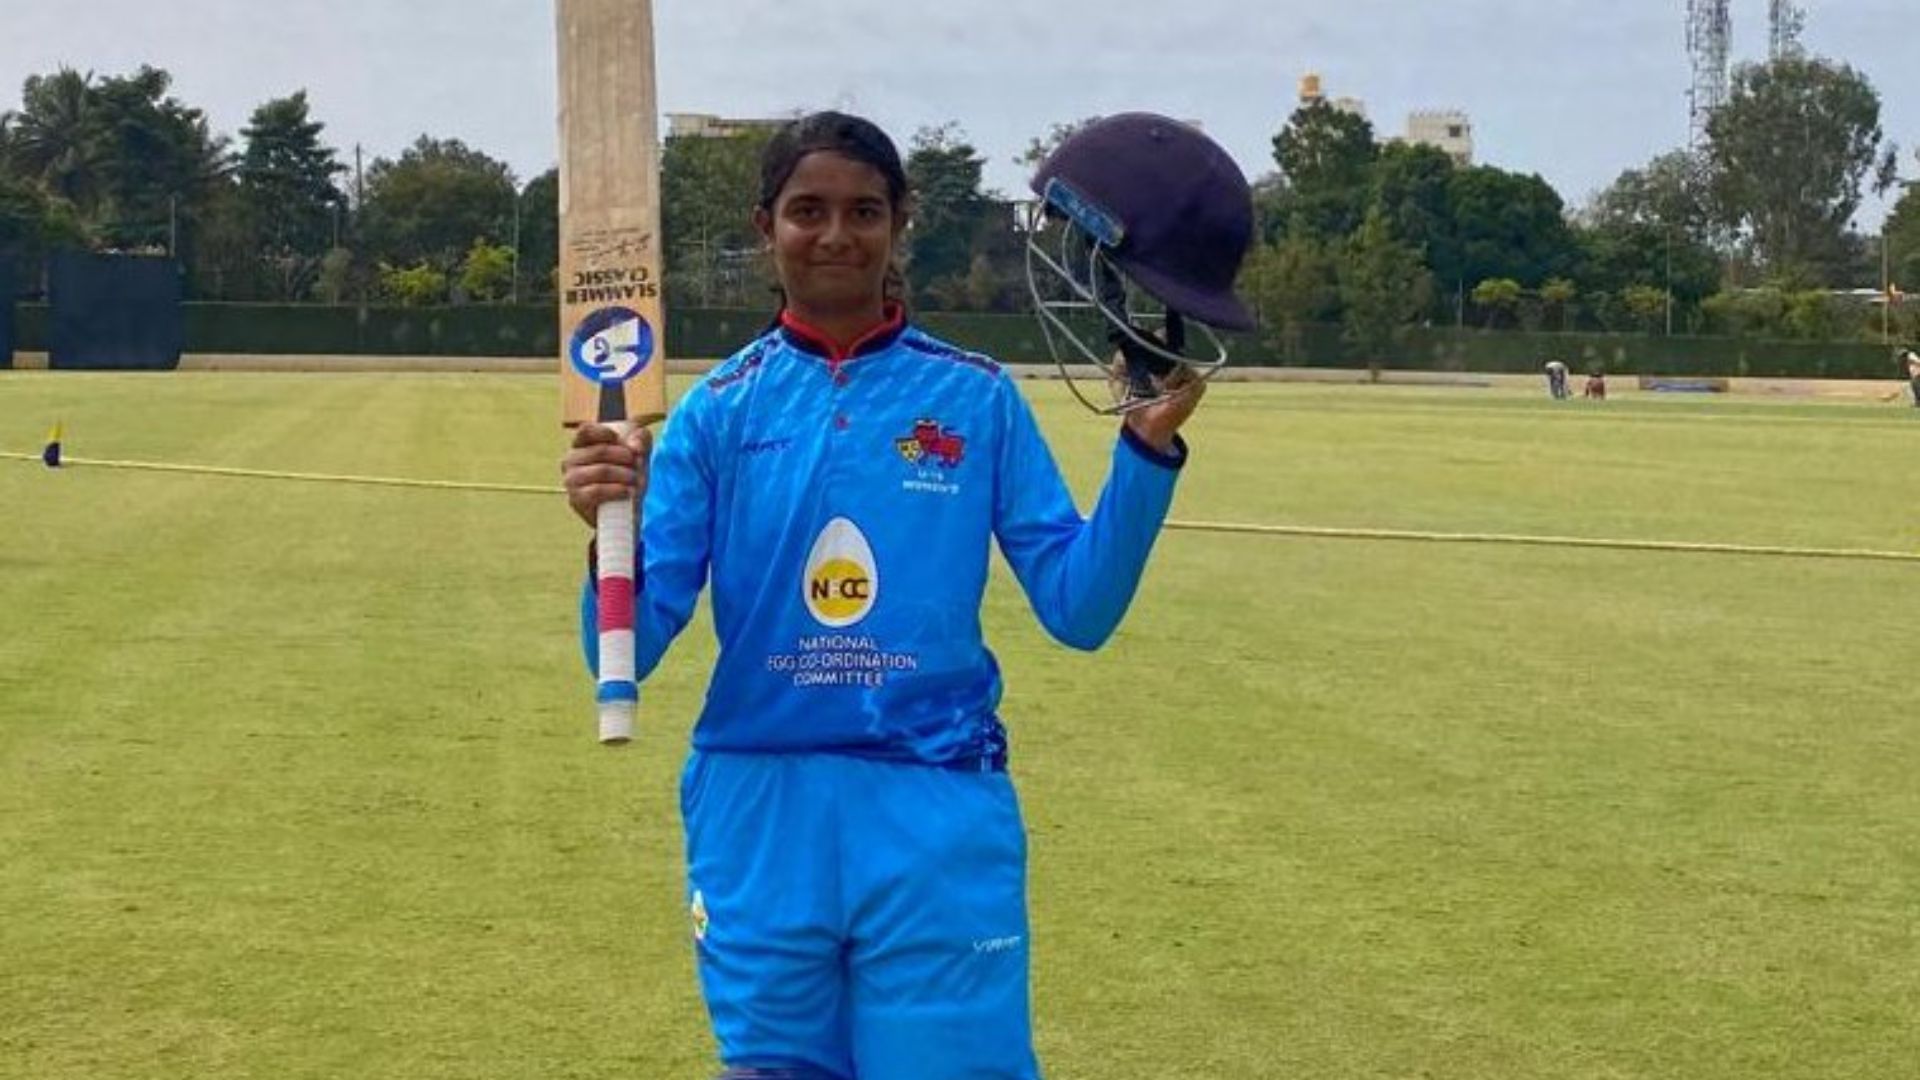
[3,301,1903,380]
[47,252,184,371]
[0,257,14,370]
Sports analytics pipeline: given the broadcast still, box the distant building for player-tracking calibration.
[1296,73,1367,120]
[666,112,790,139]
[1403,110,1474,165]
[1295,74,1471,164]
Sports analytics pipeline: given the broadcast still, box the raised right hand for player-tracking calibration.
[562,423,653,528]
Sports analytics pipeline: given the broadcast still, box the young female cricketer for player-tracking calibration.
[562,111,1253,1079]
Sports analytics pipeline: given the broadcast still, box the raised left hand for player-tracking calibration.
[1122,366,1206,454]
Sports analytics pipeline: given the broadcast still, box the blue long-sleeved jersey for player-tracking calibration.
[581,314,1184,767]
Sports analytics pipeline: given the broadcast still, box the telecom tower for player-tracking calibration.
[1769,1,1806,59]
[1685,0,1731,148]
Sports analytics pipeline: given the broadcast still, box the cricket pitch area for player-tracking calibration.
[2,370,1916,1079]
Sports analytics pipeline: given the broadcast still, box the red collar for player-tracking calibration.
[778,302,907,364]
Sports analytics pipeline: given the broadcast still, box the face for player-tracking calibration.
[755,151,905,316]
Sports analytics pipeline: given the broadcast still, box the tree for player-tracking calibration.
[2,64,233,293]
[1699,287,1858,341]
[1370,141,1460,315]
[1620,285,1670,334]
[1579,149,1721,326]
[1705,56,1896,284]
[661,130,770,306]
[1471,277,1523,328]
[0,64,233,278]
[1584,288,1628,333]
[84,66,230,252]
[1448,165,1580,289]
[1576,217,1719,326]
[237,91,345,298]
[360,136,515,269]
[1783,289,1854,339]
[378,260,448,306]
[3,68,98,211]
[1249,173,1291,244]
[313,246,355,304]
[0,173,85,279]
[1584,150,1713,243]
[1336,206,1427,362]
[185,178,266,299]
[905,124,1004,309]
[1271,101,1377,241]
[1885,183,1920,296]
[1242,234,1336,360]
[457,238,514,302]
[1540,277,1578,331]
[1700,287,1789,338]
[517,169,559,301]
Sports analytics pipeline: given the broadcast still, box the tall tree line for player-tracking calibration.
[0,65,547,305]
[1,58,1912,344]
[1242,53,1909,352]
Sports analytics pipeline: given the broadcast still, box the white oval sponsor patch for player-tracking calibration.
[803,517,878,628]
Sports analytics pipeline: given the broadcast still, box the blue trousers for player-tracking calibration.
[681,751,1041,1079]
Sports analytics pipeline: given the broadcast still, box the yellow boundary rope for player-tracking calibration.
[8,451,1917,564]
[1160,519,1920,564]
[1,451,554,495]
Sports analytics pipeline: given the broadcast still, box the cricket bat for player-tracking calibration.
[556,0,668,745]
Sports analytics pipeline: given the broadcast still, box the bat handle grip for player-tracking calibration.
[598,698,635,745]
[593,419,639,746]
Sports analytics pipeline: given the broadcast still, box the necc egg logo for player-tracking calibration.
[803,517,878,628]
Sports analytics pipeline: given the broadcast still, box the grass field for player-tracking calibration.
[2,372,1916,1079]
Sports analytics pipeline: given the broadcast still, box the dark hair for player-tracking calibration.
[758,111,909,212]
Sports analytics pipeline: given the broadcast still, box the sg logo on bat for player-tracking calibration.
[569,305,655,386]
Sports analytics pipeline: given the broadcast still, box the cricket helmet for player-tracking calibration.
[1025,113,1255,414]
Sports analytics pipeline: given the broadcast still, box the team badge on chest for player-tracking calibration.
[895,419,966,468]
[895,418,966,496]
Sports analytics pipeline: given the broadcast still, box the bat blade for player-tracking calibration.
[557,0,667,427]
[557,0,665,744]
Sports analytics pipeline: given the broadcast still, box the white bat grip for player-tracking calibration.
[594,420,637,745]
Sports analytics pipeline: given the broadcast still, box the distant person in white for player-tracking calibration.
[1543,359,1570,400]
[1903,349,1920,408]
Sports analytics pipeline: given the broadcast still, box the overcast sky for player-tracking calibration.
[1,0,1912,225]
